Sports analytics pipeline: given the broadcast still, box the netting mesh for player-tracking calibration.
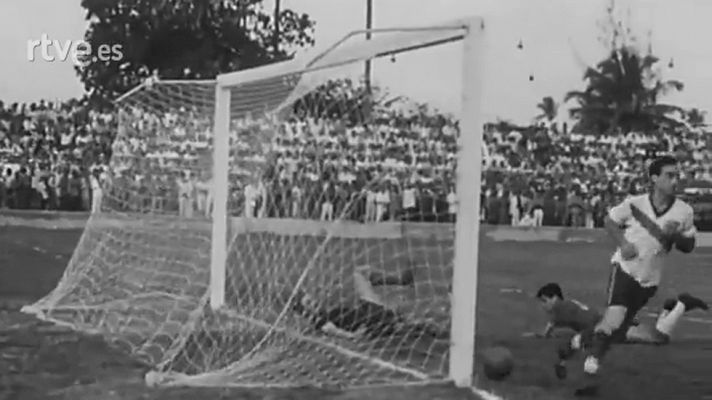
[24,25,471,388]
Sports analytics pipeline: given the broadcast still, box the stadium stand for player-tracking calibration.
[1,95,712,229]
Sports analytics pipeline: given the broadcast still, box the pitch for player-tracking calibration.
[1,223,711,400]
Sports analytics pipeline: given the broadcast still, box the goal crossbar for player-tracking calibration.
[216,18,477,89]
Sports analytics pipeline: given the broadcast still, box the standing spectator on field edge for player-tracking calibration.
[177,171,194,218]
[320,181,335,221]
[90,169,103,214]
[375,183,390,222]
[402,183,417,221]
[244,180,258,218]
[365,186,377,222]
[446,186,457,223]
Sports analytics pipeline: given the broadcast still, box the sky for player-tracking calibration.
[1,0,711,124]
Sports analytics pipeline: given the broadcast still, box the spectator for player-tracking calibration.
[365,187,377,222]
[375,184,390,222]
[290,181,302,218]
[446,186,457,222]
[320,182,335,221]
[178,172,194,218]
[402,183,417,220]
[90,169,103,214]
[244,180,258,218]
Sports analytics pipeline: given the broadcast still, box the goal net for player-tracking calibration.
[22,18,485,389]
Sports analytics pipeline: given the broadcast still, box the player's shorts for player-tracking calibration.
[607,263,657,319]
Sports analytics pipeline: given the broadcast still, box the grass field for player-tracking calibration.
[1,222,711,400]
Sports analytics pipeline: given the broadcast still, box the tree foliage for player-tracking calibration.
[535,96,558,122]
[565,1,685,134]
[78,0,314,100]
[685,108,707,128]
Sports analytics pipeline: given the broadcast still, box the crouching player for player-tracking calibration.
[291,265,447,340]
[535,283,708,379]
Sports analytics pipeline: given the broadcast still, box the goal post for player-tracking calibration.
[22,16,488,390]
[209,84,231,310]
[448,17,485,388]
[210,16,486,387]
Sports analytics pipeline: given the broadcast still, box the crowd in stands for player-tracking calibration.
[2,89,712,229]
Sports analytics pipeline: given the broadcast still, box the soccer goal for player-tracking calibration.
[21,17,486,389]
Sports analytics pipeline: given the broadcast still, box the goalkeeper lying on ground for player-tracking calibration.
[291,265,447,340]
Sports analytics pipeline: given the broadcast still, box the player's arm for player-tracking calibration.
[605,199,634,250]
[672,209,697,253]
[538,321,555,338]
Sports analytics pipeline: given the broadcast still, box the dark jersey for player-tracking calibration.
[549,299,601,333]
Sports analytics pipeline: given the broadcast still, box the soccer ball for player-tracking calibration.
[481,346,514,380]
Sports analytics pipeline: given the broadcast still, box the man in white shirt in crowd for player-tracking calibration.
[320,182,335,221]
[195,172,212,218]
[446,186,457,222]
[509,190,521,226]
[365,187,377,222]
[375,184,390,222]
[256,180,267,218]
[291,183,302,218]
[89,169,103,214]
[244,180,258,218]
[177,171,194,218]
[401,183,417,220]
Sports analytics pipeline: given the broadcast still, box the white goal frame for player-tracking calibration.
[210,17,486,388]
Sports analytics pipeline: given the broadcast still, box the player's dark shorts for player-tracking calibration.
[607,263,657,320]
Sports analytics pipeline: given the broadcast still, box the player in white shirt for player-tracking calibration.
[567,156,706,397]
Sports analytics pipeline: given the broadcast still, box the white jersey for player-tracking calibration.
[609,194,696,287]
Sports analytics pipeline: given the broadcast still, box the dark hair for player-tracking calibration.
[536,282,563,300]
[648,155,678,177]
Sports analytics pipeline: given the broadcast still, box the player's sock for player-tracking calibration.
[554,333,582,380]
[576,358,601,397]
[589,330,612,361]
[557,334,581,360]
[571,333,582,350]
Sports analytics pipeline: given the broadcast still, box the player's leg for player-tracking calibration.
[353,266,388,307]
[576,264,655,396]
[352,266,446,339]
[352,265,414,306]
[554,266,622,380]
[622,293,707,345]
[366,267,415,287]
[654,293,708,337]
[624,323,670,345]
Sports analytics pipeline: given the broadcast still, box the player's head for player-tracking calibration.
[648,155,679,196]
[536,282,563,310]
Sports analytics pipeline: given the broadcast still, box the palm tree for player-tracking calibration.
[565,46,685,134]
[686,108,706,128]
[535,96,558,122]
